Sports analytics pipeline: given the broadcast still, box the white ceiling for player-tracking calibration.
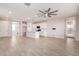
[0,3,79,22]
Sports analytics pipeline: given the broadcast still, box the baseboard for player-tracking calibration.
[75,38,79,41]
[0,36,11,38]
[40,35,65,39]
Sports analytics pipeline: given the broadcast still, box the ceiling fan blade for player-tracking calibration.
[45,8,51,12]
[50,14,57,15]
[54,10,58,12]
[37,13,45,17]
[50,10,58,13]
[48,8,51,12]
[39,10,46,14]
[48,15,52,17]
[48,14,52,17]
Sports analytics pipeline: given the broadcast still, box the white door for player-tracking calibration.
[12,22,20,36]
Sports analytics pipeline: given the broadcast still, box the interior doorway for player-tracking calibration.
[12,22,20,37]
[65,17,76,39]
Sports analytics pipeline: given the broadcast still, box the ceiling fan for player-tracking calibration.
[38,8,58,18]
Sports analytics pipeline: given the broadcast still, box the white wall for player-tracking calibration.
[46,19,65,38]
[0,19,65,39]
[33,18,65,39]
[76,16,79,41]
[0,21,12,37]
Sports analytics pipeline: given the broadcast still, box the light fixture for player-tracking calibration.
[24,3,31,7]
